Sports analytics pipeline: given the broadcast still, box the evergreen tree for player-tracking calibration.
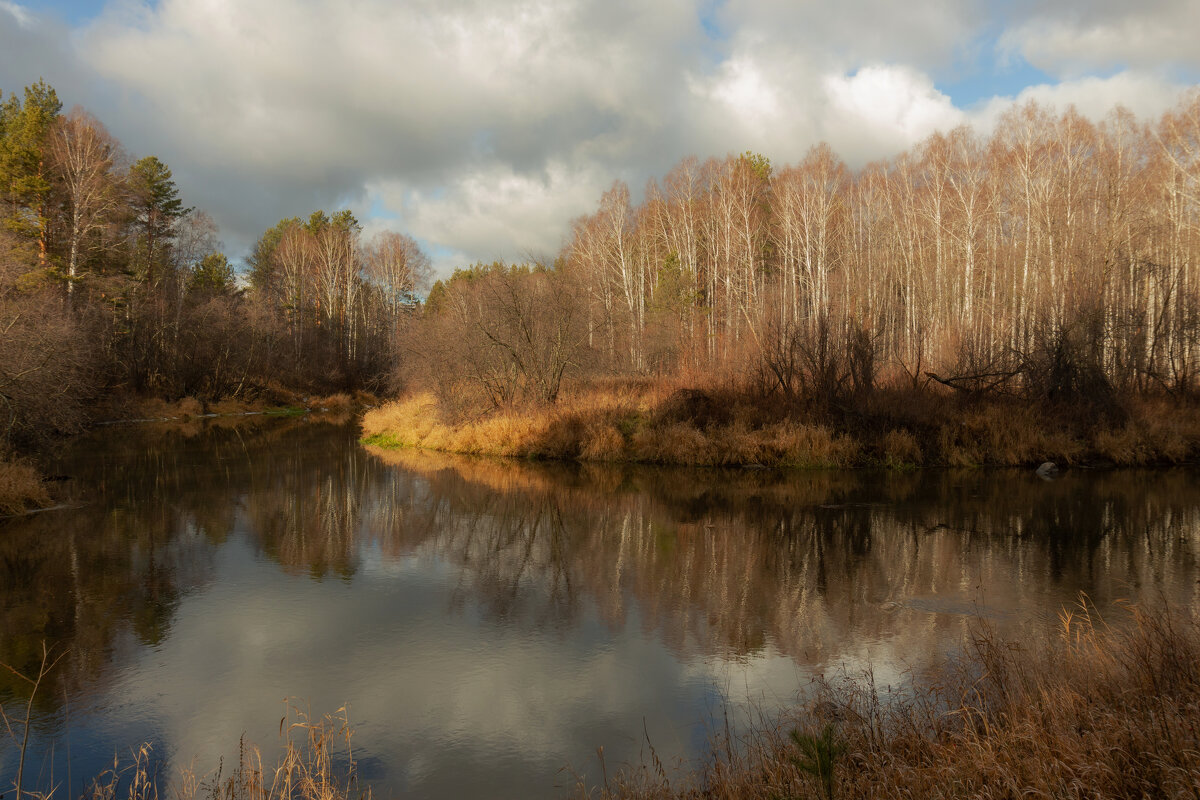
[128,155,190,285]
[188,252,235,295]
[0,80,62,266]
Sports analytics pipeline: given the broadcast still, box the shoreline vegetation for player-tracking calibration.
[360,383,1200,469]
[0,391,374,517]
[360,92,1200,475]
[7,600,1197,799]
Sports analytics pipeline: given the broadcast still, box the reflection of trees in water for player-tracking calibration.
[0,418,365,717]
[364,450,1200,667]
[242,430,368,580]
[5,421,1199,722]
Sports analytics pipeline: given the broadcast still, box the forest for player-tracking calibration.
[373,91,1200,469]
[0,80,428,511]
[4,79,1200,512]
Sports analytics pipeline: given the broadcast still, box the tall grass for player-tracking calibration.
[572,598,1200,799]
[360,390,859,468]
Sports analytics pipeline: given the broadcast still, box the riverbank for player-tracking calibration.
[360,385,1200,468]
[95,389,375,424]
[0,390,378,517]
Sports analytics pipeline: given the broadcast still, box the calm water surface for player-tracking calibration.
[2,417,1199,798]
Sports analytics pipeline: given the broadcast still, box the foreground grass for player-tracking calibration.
[361,385,1200,468]
[572,599,1200,799]
[4,701,367,800]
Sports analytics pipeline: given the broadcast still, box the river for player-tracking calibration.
[2,416,1198,798]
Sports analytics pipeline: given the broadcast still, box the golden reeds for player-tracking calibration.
[73,704,366,800]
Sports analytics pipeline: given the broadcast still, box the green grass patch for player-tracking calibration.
[360,432,410,449]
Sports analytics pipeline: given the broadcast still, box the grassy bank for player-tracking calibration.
[361,384,1200,468]
[572,599,1200,799]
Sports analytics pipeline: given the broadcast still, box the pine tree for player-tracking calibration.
[0,80,62,267]
[128,155,191,286]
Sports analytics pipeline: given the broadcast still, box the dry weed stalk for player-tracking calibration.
[3,692,366,800]
[1,642,67,800]
[170,703,367,800]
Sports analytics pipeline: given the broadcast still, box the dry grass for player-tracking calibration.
[97,388,377,426]
[362,383,1200,468]
[0,457,51,515]
[1091,400,1199,465]
[361,391,859,468]
[880,429,922,468]
[207,397,263,415]
[933,403,1085,466]
[573,598,1200,800]
[121,396,208,421]
[310,393,354,412]
[14,704,368,800]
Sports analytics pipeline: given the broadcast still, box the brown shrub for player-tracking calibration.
[881,429,922,467]
[0,458,50,515]
[311,392,354,412]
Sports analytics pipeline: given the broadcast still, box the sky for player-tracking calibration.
[2,0,1199,275]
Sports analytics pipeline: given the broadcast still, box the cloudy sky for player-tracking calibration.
[2,0,1198,274]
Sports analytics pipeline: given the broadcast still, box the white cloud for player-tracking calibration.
[998,0,1200,77]
[375,160,610,272]
[0,0,1196,271]
[970,71,1191,132]
[718,0,982,73]
[824,65,965,159]
[0,0,31,27]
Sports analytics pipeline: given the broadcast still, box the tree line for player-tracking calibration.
[411,91,1200,416]
[6,76,1200,450]
[0,80,430,452]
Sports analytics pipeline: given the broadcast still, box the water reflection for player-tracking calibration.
[1,420,1198,799]
[365,449,1200,663]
